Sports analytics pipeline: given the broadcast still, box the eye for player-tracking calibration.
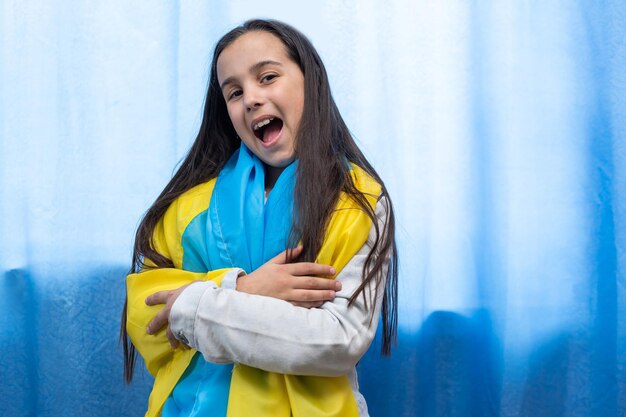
[227,89,242,101]
[260,73,277,83]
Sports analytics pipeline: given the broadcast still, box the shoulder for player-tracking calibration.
[152,179,217,267]
[343,165,392,247]
[337,164,382,212]
[348,163,382,197]
[166,179,218,229]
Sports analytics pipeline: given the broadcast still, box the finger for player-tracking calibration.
[289,289,336,303]
[270,246,303,264]
[290,275,342,291]
[145,290,171,306]
[146,308,169,335]
[290,300,325,309]
[285,262,336,277]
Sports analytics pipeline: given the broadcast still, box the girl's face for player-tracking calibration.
[217,31,305,179]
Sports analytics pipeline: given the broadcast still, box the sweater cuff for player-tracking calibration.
[170,268,245,347]
[169,281,214,348]
[220,268,246,290]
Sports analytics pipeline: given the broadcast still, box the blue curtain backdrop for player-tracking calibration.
[1,1,625,416]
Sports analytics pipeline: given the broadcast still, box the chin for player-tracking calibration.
[263,152,295,168]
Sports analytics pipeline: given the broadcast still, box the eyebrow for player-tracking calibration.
[220,60,283,90]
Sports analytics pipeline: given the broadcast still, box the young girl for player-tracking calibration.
[121,19,398,417]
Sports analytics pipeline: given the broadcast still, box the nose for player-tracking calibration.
[243,85,263,112]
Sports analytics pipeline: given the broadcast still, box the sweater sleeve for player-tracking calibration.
[168,197,390,377]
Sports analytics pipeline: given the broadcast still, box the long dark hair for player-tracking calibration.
[121,19,398,383]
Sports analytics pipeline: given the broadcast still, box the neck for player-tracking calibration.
[264,164,285,195]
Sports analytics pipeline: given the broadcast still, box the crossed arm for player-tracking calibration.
[139,198,388,376]
[145,246,341,348]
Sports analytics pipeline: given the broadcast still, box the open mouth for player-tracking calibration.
[252,117,284,144]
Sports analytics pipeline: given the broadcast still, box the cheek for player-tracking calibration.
[289,90,305,127]
[226,107,244,130]
[295,82,305,122]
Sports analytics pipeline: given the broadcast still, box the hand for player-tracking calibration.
[237,246,342,308]
[145,283,196,349]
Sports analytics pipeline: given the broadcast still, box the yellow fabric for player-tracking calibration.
[126,165,381,417]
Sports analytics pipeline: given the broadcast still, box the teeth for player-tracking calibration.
[253,117,274,131]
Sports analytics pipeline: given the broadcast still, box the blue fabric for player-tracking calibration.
[1,2,625,416]
[181,211,211,273]
[207,145,298,272]
[164,145,298,416]
[162,355,232,417]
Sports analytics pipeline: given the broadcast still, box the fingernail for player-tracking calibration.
[335,281,342,290]
[146,326,151,334]
[329,267,336,275]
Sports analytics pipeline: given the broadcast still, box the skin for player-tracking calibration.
[146,32,340,348]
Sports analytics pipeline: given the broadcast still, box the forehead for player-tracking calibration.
[216,31,292,82]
